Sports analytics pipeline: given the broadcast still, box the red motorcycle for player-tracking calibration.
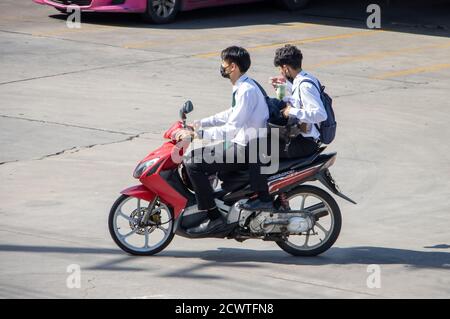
[109,101,356,256]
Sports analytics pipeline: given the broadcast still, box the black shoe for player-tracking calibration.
[240,199,275,212]
[187,217,227,235]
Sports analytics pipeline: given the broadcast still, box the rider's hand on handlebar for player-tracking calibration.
[188,120,201,131]
[175,129,197,141]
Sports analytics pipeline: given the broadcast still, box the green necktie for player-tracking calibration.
[224,91,238,150]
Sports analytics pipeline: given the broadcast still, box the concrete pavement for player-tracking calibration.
[0,0,449,298]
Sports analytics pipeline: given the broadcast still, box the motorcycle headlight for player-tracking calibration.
[133,158,160,179]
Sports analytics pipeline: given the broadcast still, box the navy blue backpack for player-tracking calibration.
[252,80,287,126]
[299,79,337,144]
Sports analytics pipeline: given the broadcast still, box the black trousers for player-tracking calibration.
[279,135,319,159]
[184,141,269,211]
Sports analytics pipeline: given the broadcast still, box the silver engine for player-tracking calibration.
[247,212,314,235]
[224,200,314,235]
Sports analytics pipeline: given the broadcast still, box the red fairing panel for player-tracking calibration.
[268,165,322,193]
[141,173,188,218]
[163,121,183,140]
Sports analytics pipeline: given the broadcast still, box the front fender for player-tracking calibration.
[120,185,156,202]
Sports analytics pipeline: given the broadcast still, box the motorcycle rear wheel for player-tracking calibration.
[109,194,175,256]
[276,185,342,256]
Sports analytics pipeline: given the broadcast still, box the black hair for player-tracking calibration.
[273,44,303,70]
[221,46,251,73]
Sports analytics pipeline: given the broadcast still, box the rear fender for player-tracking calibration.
[315,169,357,204]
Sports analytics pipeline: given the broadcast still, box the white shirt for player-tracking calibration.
[284,70,327,140]
[199,74,269,146]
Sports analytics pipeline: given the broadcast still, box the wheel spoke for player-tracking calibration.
[118,209,132,222]
[156,5,163,16]
[315,222,329,236]
[300,195,307,210]
[144,229,149,248]
[118,211,130,220]
[152,0,159,6]
[121,228,138,239]
[158,226,168,235]
[302,230,311,247]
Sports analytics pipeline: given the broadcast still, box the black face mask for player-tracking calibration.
[220,65,231,79]
[284,68,294,83]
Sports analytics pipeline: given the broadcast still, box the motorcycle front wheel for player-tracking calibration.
[109,195,175,256]
[276,185,342,256]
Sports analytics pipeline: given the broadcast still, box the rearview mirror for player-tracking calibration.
[180,100,194,120]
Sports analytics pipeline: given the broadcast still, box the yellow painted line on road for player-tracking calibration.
[122,22,316,49]
[372,63,450,79]
[0,15,122,37]
[123,39,157,49]
[236,22,315,35]
[193,30,383,59]
[308,42,450,69]
[0,16,39,23]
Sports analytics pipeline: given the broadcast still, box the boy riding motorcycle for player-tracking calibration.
[271,44,327,158]
[175,46,274,235]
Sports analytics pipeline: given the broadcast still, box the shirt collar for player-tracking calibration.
[233,74,249,93]
[292,70,307,87]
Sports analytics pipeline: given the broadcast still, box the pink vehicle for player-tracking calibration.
[33,0,311,24]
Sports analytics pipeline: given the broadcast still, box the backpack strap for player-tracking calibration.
[298,79,322,95]
[298,79,324,133]
[252,79,269,98]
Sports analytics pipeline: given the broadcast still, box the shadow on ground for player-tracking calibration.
[48,0,450,37]
[1,244,449,271]
[161,246,450,269]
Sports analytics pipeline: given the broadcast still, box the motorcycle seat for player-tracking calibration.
[276,147,325,172]
[218,147,326,192]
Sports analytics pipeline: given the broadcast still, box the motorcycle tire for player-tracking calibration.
[276,185,342,256]
[109,194,175,256]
